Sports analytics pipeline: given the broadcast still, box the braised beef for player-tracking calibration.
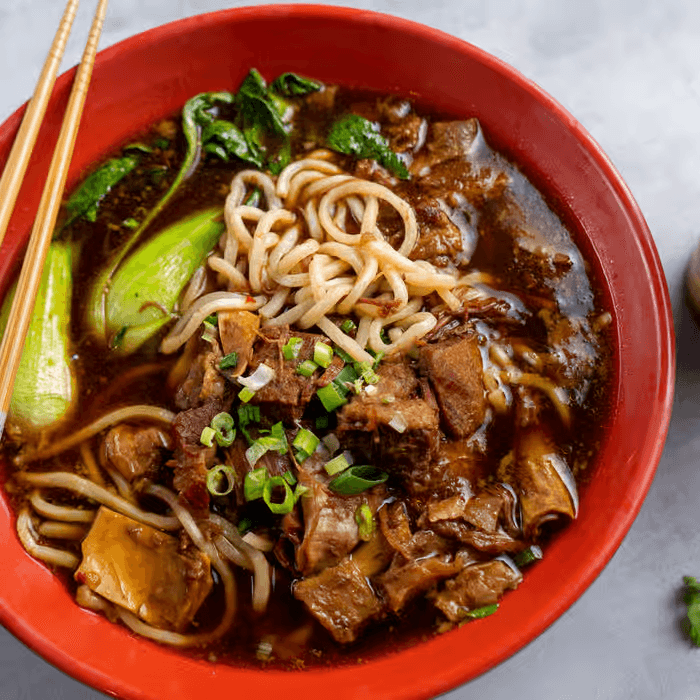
[101,425,171,481]
[246,326,330,421]
[419,335,487,439]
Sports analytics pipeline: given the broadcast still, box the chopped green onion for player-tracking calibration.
[202,320,217,343]
[211,412,236,447]
[334,346,355,364]
[313,341,334,368]
[460,604,499,621]
[206,464,237,497]
[204,314,218,326]
[123,217,139,229]
[269,422,288,454]
[355,504,375,541]
[371,351,385,369]
[328,465,388,495]
[354,361,379,385]
[244,467,268,501]
[514,546,543,567]
[263,475,295,514]
[332,364,359,395]
[381,395,395,404]
[239,386,256,403]
[243,186,261,207]
[219,352,239,370]
[340,319,356,334]
[315,414,330,430]
[282,470,297,486]
[324,452,350,476]
[294,483,310,501]
[239,362,275,390]
[316,382,348,413]
[293,428,320,458]
[238,404,260,444]
[282,336,303,360]
[200,426,216,447]
[296,359,318,377]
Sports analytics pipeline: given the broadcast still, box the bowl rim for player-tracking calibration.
[0,4,675,700]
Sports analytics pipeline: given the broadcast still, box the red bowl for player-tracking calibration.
[0,5,674,699]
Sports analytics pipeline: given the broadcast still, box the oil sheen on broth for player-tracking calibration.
[0,74,612,668]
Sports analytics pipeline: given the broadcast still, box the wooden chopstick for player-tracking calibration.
[0,0,110,438]
[0,0,80,250]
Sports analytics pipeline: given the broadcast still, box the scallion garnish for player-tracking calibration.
[282,336,303,360]
[206,464,237,497]
[313,341,334,368]
[328,465,388,495]
[354,361,379,385]
[340,319,356,334]
[200,426,216,447]
[211,411,236,447]
[296,359,318,377]
[245,423,287,466]
[514,545,543,567]
[334,346,355,364]
[293,428,320,459]
[239,362,275,391]
[371,350,385,369]
[219,352,239,370]
[204,314,218,326]
[355,503,375,541]
[237,404,260,444]
[332,364,359,395]
[282,470,297,486]
[202,320,217,344]
[263,475,295,514]
[294,483,310,501]
[244,467,268,501]
[239,386,256,403]
[316,382,348,412]
[459,604,499,622]
[324,452,350,476]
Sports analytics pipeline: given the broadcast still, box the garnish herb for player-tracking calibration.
[283,336,304,360]
[327,114,410,180]
[219,352,239,370]
[296,360,318,377]
[328,465,388,495]
[355,504,375,541]
[263,475,295,515]
[270,73,323,96]
[684,576,700,646]
[244,467,268,501]
[206,465,237,497]
[211,412,236,447]
[293,429,320,461]
[459,604,499,622]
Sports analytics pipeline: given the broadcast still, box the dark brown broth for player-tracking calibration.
[1,85,613,668]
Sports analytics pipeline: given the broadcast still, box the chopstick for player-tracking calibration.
[0,0,80,250]
[0,0,109,438]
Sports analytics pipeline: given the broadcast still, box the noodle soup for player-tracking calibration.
[0,72,612,666]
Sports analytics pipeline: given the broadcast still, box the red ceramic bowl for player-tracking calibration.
[0,5,674,699]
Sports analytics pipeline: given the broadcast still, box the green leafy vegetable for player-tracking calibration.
[101,207,224,353]
[270,73,323,96]
[684,576,700,646]
[327,114,409,180]
[64,155,139,226]
[0,242,76,432]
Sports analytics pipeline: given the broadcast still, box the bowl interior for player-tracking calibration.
[0,5,674,700]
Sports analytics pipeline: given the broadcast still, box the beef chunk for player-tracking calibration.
[247,327,330,421]
[419,336,487,439]
[293,557,384,644]
[173,337,227,411]
[102,425,171,481]
[336,359,439,478]
[217,309,260,377]
[295,452,386,576]
[430,560,521,623]
[409,195,464,265]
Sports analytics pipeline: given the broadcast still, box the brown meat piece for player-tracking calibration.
[102,425,171,481]
[217,309,260,377]
[247,327,330,421]
[293,556,384,644]
[419,335,487,439]
[173,338,226,411]
[409,196,464,265]
[430,560,521,623]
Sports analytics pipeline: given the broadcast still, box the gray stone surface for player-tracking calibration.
[1,0,699,698]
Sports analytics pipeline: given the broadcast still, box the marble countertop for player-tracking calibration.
[1,0,698,698]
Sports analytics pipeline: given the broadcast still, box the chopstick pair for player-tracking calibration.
[0,0,109,438]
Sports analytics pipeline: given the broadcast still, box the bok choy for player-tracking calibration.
[0,242,75,432]
[100,207,225,353]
